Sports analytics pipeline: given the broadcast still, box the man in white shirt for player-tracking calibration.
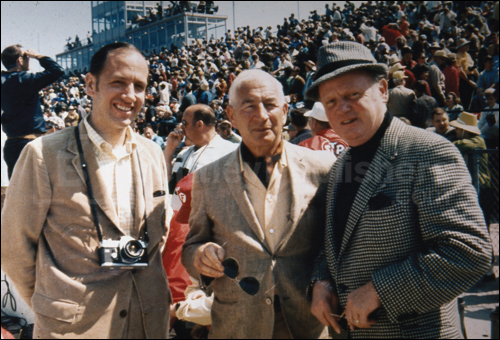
[359,20,377,43]
[1,42,171,339]
[158,81,171,105]
[164,104,237,190]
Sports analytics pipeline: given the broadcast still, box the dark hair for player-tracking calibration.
[191,104,217,126]
[414,80,428,94]
[89,42,142,78]
[1,44,23,69]
[431,107,447,119]
[217,121,232,132]
[483,55,494,63]
[412,64,429,80]
[144,123,157,133]
[290,108,309,128]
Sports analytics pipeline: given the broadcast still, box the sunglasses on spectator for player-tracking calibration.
[222,258,260,296]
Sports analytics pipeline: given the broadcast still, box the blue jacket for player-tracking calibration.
[198,90,213,105]
[1,57,64,137]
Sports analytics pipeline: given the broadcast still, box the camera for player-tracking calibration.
[99,236,149,269]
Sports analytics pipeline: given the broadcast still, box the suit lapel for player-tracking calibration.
[338,118,403,259]
[275,144,308,252]
[223,149,271,253]
[68,123,123,234]
[326,153,345,268]
[131,143,146,239]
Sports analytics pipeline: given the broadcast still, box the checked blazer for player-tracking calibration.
[312,118,492,339]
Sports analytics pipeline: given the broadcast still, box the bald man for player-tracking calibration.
[182,70,334,338]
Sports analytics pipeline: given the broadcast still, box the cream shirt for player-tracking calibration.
[84,116,137,236]
[239,146,292,253]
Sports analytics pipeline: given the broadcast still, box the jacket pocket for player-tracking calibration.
[31,293,80,323]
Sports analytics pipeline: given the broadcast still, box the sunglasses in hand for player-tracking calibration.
[221,258,260,296]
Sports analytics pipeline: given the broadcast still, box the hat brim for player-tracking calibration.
[449,120,481,135]
[305,63,388,101]
[457,41,470,49]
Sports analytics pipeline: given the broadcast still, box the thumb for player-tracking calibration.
[217,247,226,262]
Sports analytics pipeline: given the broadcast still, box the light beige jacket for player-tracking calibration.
[182,142,334,339]
[1,124,171,339]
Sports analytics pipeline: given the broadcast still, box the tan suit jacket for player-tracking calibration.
[1,124,171,339]
[182,142,334,339]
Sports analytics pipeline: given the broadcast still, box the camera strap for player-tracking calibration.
[74,125,149,245]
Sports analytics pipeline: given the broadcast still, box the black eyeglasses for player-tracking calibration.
[222,258,260,296]
[181,119,188,127]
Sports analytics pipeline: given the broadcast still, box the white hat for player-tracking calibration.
[304,102,328,122]
[200,80,209,91]
[392,71,408,80]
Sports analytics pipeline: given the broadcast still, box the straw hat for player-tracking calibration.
[304,102,328,122]
[457,38,470,49]
[434,50,448,59]
[449,112,481,135]
[389,63,406,73]
[304,60,317,71]
[392,71,408,80]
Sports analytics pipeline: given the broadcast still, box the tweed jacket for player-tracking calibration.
[311,118,492,339]
[1,123,171,339]
[182,142,334,339]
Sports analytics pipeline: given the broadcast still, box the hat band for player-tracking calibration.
[314,59,375,80]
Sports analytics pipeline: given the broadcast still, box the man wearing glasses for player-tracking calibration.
[164,104,237,192]
[182,70,334,338]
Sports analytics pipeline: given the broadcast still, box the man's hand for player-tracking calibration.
[311,280,342,335]
[344,281,381,330]
[24,49,42,59]
[165,129,184,151]
[193,243,225,278]
[164,129,184,179]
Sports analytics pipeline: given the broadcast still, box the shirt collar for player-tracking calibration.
[238,141,287,173]
[84,114,137,155]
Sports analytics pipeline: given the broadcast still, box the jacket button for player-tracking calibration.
[266,298,272,305]
[120,310,128,318]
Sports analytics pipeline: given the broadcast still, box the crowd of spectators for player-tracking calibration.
[2,1,499,337]
[41,1,499,153]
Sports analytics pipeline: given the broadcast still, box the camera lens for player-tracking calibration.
[121,240,145,263]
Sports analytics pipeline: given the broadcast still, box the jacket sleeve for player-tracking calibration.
[26,57,65,91]
[181,171,213,281]
[372,138,492,324]
[0,141,52,307]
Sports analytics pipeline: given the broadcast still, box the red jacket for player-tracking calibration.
[443,66,460,97]
[162,173,195,303]
[299,129,349,157]
[382,25,403,47]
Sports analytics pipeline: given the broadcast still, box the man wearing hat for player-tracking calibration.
[428,50,447,106]
[451,111,495,281]
[305,41,492,338]
[298,102,348,158]
[456,38,478,109]
[389,63,415,89]
[303,60,317,97]
[387,70,416,118]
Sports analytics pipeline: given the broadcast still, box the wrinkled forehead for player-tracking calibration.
[233,77,283,106]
